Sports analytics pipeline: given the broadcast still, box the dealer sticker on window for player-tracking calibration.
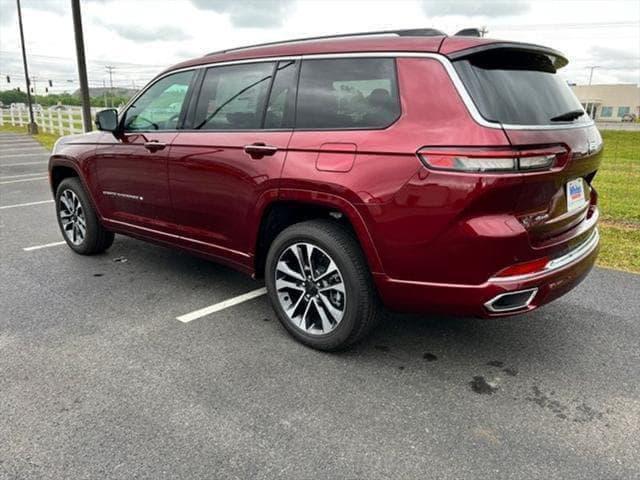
[566,178,586,212]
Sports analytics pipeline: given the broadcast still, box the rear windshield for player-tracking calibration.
[454,49,587,126]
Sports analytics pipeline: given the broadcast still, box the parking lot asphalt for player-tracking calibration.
[1,132,639,480]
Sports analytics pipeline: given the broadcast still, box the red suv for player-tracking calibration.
[49,29,602,350]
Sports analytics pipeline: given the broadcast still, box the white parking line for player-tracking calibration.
[176,287,268,323]
[0,176,48,185]
[0,161,48,167]
[0,148,46,154]
[23,241,66,252]
[0,172,47,180]
[0,199,53,210]
[0,152,48,158]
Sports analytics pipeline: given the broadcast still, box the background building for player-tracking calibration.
[571,84,640,121]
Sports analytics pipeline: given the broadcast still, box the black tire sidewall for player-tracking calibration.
[265,222,371,350]
[55,177,102,255]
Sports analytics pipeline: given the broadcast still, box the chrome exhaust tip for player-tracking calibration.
[484,288,538,313]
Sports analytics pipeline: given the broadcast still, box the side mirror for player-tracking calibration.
[95,108,118,132]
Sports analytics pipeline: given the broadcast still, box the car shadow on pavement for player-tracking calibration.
[346,307,579,370]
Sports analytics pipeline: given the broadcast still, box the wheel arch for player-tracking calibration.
[252,188,384,278]
[49,157,103,219]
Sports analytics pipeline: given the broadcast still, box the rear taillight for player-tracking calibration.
[417,146,566,173]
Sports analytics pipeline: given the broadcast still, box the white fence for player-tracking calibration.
[0,105,101,136]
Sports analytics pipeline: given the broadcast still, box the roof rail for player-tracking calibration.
[204,28,447,57]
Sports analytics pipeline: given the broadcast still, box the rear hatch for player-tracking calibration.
[450,44,602,246]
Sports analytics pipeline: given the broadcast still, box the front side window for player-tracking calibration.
[193,62,275,130]
[296,58,400,129]
[124,70,194,131]
[600,106,613,117]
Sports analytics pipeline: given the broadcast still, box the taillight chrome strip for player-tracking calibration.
[490,228,599,283]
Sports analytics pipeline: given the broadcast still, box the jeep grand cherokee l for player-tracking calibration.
[49,29,602,350]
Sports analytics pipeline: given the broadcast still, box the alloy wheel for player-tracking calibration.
[59,189,86,245]
[275,242,346,335]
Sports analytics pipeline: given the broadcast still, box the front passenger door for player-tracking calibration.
[92,70,195,231]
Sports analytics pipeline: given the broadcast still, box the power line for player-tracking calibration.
[492,21,639,31]
[0,50,165,68]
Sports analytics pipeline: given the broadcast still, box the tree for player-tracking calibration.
[0,88,28,105]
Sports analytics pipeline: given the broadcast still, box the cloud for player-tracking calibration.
[22,0,67,15]
[589,46,640,65]
[95,20,191,42]
[190,0,293,28]
[421,0,530,17]
[587,46,640,83]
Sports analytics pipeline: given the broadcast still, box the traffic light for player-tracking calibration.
[5,75,9,83]
[45,87,49,93]
[48,80,53,87]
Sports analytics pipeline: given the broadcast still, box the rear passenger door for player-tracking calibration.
[280,58,402,203]
[169,60,297,260]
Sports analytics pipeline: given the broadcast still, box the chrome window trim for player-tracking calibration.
[123,51,595,132]
[489,228,599,283]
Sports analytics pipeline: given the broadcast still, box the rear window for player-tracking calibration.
[296,58,400,130]
[454,49,587,126]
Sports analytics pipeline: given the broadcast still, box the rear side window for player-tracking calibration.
[454,49,587,126]
[296,58,400,129]
[193,62,275,130]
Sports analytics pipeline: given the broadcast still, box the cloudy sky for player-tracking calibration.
[0,0,638,94]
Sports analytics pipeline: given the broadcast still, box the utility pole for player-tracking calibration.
[16,0,38,134]
[71,0,92,132]
[586,65,600,85]
[105,65,115,107]
[103,79,107,107]
[479,26,489,37]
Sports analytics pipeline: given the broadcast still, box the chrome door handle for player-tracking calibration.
[244,143,277,159]
[144,141,166,152]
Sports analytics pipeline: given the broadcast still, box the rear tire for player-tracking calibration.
[55,177,114,255]
[265,219,380,351]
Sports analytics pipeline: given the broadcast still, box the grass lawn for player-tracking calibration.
[598,222,640,273]
[1,125,638,273]
[594,130,640,273]
[594,130,640,224]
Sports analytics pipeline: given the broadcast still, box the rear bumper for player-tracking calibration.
[374,228,599,317]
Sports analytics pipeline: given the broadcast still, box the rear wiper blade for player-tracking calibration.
[550,109,586,122]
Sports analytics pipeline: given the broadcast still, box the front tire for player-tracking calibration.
[55,177,114,255]
[265,219,380,351]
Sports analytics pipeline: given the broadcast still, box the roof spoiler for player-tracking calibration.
[447,42,569,69]
[454,28,482,37]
